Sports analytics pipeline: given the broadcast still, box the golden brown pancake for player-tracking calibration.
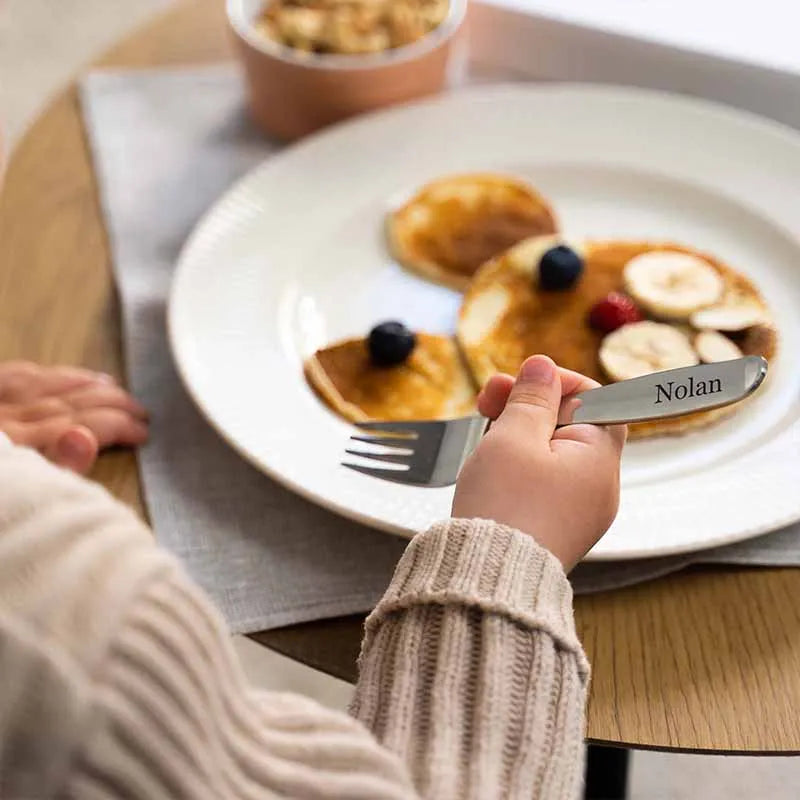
[457,238,777,438]
[387,173,558,291]
[305,333,476,423]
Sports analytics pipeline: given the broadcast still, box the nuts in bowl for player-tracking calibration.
[227,0,466,140]
[254,0,450,55]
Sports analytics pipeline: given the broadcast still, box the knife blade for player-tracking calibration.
[556,356,768,427]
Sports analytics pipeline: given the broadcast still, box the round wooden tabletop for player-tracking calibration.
[3,0,799,754]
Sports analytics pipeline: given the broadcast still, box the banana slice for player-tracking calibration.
[599,321,699,381]
[690,302,767,331]
[623,251,724,320]
[694,330,743,363]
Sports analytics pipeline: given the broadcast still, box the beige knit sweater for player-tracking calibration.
[0,437,589,800]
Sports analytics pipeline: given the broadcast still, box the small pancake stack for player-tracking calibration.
[305,173,777,438]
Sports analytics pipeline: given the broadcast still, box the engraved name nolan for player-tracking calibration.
[655,375,722,404]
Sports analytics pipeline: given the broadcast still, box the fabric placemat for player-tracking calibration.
[80,65,800,633]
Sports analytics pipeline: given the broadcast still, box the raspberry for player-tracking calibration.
[589,293,643,333]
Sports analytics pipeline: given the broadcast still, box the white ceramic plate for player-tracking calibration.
[169,84,800,559]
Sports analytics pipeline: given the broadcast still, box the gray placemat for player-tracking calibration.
[80,65,800,632]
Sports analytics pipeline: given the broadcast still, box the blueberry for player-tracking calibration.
[539,245,584,290]
[368,321,416,366]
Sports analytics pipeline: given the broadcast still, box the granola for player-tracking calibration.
[254,0,449,55]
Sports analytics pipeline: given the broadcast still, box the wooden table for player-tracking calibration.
[3,0,800,757]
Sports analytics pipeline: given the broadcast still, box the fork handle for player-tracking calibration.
[555,357,766,427]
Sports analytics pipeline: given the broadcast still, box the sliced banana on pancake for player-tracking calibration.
[623,251,724,320]
[305,323,476,423]
[690,301,768,331]
[387,173,558,291]
[599,321,699,381]
[455,236,776,437]
[694,330,743,363]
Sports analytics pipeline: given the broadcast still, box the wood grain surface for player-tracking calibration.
[2,0,799,753]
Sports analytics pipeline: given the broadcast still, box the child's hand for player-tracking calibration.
[0,361,148,474]
[452,356,626,570]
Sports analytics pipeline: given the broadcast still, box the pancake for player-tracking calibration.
[387,173,558,291]
[305,332,476,423]
[457,237,777,438]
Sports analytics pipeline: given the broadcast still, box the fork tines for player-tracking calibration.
[341,416,487,488]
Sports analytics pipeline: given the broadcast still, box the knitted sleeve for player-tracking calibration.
[0,441,588,800]
[352,518,589,799]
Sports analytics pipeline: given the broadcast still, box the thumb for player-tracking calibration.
[495,355,561,444]
[49,425,99,474]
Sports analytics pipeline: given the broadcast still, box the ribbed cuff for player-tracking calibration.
[367,518,589,681]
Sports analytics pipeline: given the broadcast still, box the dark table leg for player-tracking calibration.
[584,744,630,800]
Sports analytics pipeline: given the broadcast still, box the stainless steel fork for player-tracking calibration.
[341,356,767,487]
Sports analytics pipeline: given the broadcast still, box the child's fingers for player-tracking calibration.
[608,422,628,450]
[3,416,76,453]
[3,408,147,466]
[2,387,147,424]
[47,425,99,475]
[495,356,563,445]
[553,420,627,453]
[551,369,626,449]
[477,374,515,420]
[557,367,602,397]
[61,384,149,420]
[7,409,149,450]
[478,366,602,421]
[42,365,115,393]
[8,397,71,422]
[0,361,113,403]
[74,408,149,448]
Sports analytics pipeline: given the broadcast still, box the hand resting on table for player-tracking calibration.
[0,360,148,474]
